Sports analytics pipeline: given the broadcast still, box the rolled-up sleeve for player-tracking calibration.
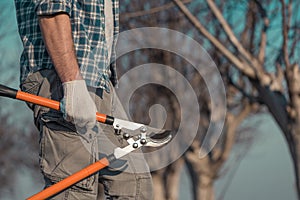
[36,0,72,16]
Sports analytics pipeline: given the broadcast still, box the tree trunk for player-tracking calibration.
[185,157,199,200]
[151,158,184,200]
[185,153,216,200]
[185,159,215,200]
[165,158,185,200]
[290,126,300,199]
[198,175,215,200]
[254,82,300,199]
[152,169,166,200]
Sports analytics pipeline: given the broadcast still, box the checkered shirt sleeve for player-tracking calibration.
[14,0,119,91]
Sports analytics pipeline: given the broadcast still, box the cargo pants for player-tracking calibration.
[21,69,153,199]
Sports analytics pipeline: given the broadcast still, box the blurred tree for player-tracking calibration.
[118,1,260,200]
[0,115,39,197]
[171,0,300,199]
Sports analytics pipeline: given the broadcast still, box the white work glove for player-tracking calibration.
[60,80,97,133]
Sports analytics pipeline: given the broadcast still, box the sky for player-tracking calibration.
[0,0,298,199]
[214,114,296,200]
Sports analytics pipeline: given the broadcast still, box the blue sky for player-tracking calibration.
[0,0,31,126]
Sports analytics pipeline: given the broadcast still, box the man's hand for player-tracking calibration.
[60,80,97,131]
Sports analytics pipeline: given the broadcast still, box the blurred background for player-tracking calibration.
[0,0,299,199]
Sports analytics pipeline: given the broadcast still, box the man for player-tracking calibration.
[14,0,153,199]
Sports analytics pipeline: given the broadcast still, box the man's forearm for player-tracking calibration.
[39,13,81,83]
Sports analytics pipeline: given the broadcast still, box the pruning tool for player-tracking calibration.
[0,84,172,200]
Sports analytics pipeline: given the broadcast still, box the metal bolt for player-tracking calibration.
[115,129,121,135]
[123,132,130,139]
[140,126,147,133]
[140,138,147,145]
[133,143,139,148]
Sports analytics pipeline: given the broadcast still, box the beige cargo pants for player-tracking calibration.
[21,69,153,199]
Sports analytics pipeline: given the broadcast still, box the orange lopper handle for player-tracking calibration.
[16,91,114,124]
[16,91,60,110]
[26,157,110,200]
[0,84,114,125]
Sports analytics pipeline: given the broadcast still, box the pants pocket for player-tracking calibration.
[20,75,42,110]
[39,113,98,192]
[101,172,137,198]
[101,172,153,199]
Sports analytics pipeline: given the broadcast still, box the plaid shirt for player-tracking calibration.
[15,0,119,91]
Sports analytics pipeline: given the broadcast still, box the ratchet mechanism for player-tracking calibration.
[111,117,172,159]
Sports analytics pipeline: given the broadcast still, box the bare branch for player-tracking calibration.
[289,2,300,59]
[253,0,269,64]
[248,2,256,54]
[287,1,293,32]
[205,0,262,70]
[228,76,262,104]
[270,63,285,92]
[217,100,253,166]
[121,0,192,19]
[172,0,256,78]
[280,0,291,67]
[289,29,299,59]
[240,1,255,51]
